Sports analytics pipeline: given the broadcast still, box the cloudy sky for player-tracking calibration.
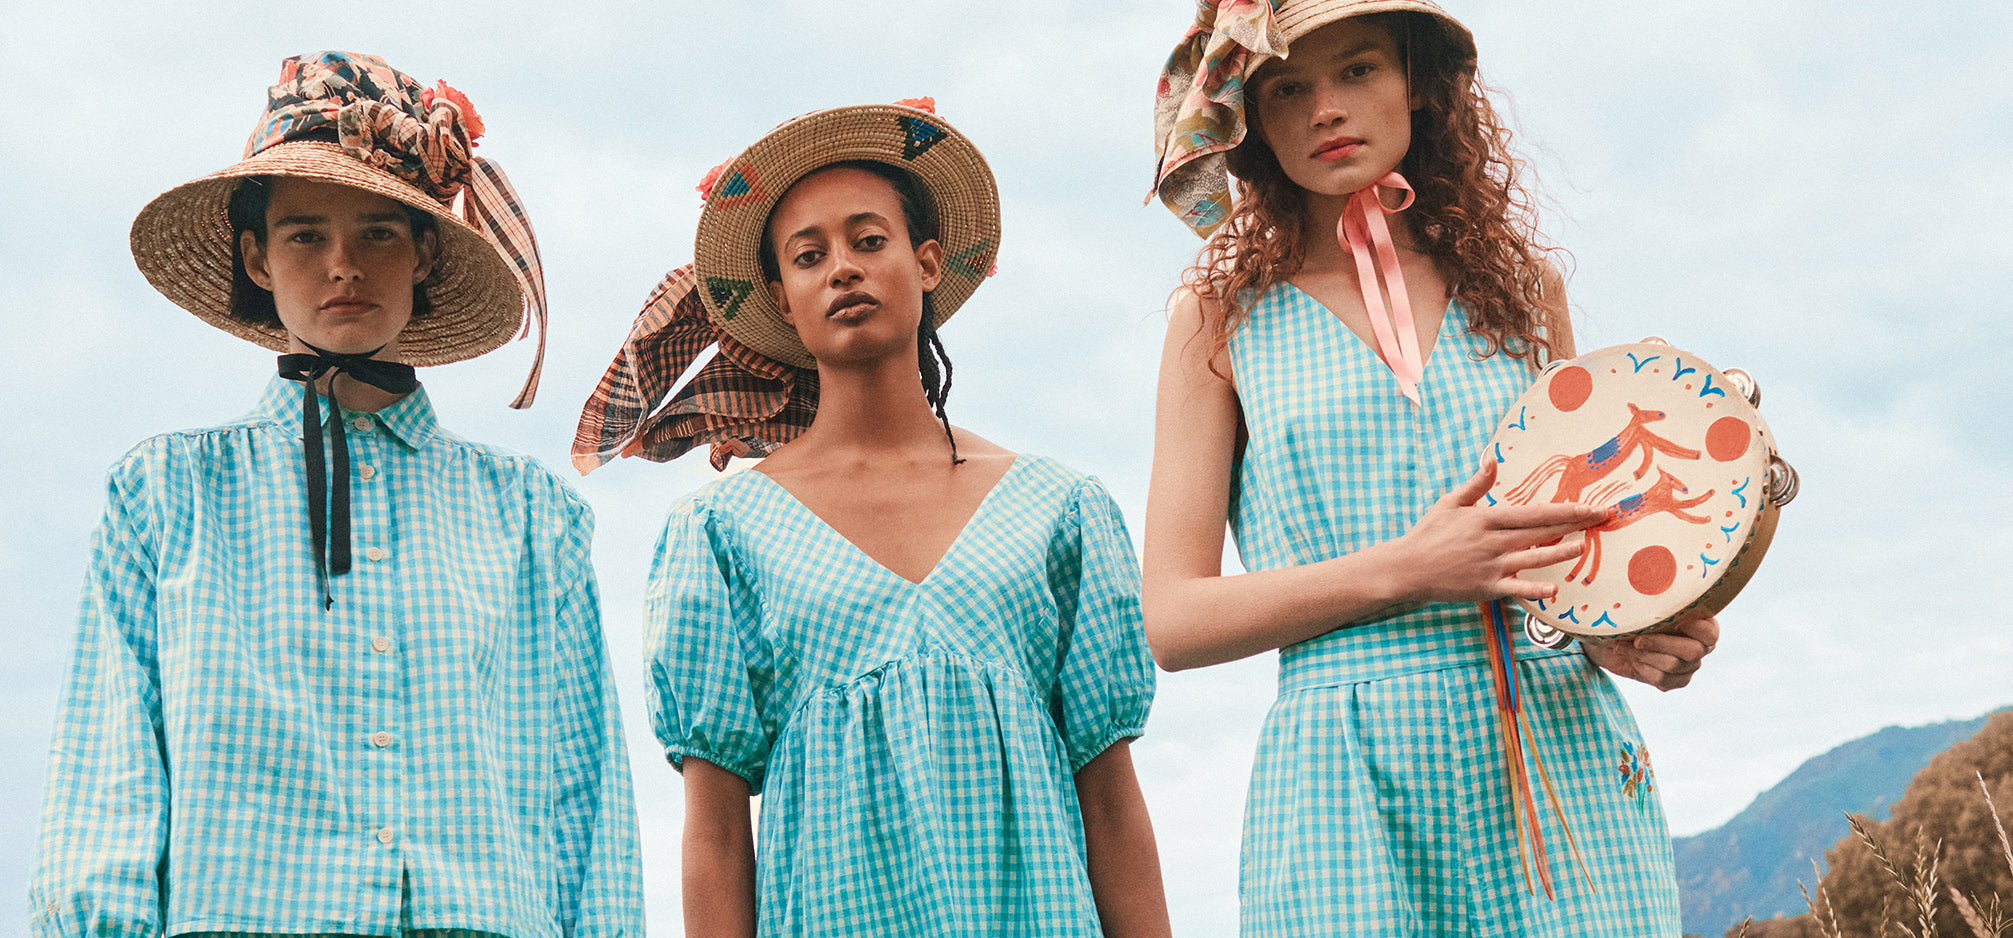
[3,1,2008,934]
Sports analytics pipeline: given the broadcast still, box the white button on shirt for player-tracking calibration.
[359,464,377,481]
[351,416,372,432]
[377,827,396,845]
[364,547,388,563]
[371,731,392,749]
[370,635,391,654]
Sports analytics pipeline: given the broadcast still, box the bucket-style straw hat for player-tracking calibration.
[572,98,1000,473]
[129,51,550,406]
[1150,0,1475,238]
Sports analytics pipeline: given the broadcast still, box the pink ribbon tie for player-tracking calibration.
[1338,172,1424,404]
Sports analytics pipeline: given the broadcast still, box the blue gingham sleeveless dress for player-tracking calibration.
[1229,283,1682,937]
[647,455,1154,936]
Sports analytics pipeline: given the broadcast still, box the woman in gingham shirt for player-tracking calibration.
[1142,2,1717,934]
[31,53,642,938]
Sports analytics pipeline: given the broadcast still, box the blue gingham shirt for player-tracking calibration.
[32,377,643,938]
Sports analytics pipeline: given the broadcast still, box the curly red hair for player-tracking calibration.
[1183,11,1563,372]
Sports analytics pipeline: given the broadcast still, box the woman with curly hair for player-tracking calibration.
[1143,1,1717,933]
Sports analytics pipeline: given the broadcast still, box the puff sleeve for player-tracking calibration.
[1047,478,1156,772]
[645,496,773,791]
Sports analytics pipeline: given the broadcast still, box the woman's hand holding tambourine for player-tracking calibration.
[1583,615,1719,691]
[1395,458,1609,605]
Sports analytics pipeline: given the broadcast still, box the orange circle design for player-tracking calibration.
[1629,546,1677,596]
[1706,415,1752,461]
[1549,366,1593,412]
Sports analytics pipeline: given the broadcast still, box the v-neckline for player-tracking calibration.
[1280,279,1459,386]
[750,454,1027,587]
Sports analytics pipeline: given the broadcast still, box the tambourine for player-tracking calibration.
[1484,338,1797,645]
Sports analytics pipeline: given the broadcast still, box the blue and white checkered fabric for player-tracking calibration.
[32,376,643,938]
[647,455,1154,936]
[1228,285,1681,936]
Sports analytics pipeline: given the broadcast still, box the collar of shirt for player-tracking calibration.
[255,374,438,452]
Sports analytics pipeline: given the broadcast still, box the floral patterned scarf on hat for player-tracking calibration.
[1151,0,1283,238]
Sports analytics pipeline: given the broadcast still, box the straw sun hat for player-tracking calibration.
[570,99,1000,475]
[691,100,1001,370]
[129,51,549,403]
[1151,0,1475,237]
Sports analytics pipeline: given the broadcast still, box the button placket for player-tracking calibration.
[344,425,402,860]
[348,424,393,571]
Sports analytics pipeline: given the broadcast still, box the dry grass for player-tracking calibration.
[1843,813,1943,938]
[1803,857,1846,938]
[1764,773,2013,938]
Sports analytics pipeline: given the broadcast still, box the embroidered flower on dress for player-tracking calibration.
[1618,741,1655,800]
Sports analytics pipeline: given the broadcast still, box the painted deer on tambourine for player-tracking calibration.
[1485,339,1798,645]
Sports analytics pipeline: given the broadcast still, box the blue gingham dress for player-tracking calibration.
[1229,284,1682,937]
[647,455,1154,936]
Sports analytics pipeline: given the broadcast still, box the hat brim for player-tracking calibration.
[692,104,1001,370]
[129,141,525,367]
[1265,0,1476,70]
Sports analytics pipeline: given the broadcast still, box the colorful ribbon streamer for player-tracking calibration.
[1481,599,1595,899]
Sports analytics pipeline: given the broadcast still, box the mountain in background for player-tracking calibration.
[1676,708,2007,938]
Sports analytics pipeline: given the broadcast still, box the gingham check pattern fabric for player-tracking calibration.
[32,377,643,938]
[1227,284,1681,936]
[646,455,1154,935]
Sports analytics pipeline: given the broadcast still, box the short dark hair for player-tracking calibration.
[224,175,438,329]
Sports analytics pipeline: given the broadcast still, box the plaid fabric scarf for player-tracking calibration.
[573,264,817,473]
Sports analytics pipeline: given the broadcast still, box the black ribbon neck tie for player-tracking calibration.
[277,343,418,609]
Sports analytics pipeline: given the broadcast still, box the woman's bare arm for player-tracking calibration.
[1075,741,1172,938]
[682,758,757,938]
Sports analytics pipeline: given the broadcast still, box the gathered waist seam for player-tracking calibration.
[1277,645,1583,694]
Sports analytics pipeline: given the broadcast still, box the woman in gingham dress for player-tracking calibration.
[1142,2,1718,935]
[572,103,1171,936]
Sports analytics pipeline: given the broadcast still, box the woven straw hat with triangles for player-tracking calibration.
[692,101,1001,370]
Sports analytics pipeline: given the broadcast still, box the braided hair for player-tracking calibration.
[915,294,961,465]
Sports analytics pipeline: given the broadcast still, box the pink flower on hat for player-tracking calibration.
[422,81,484,145]
[696,158,733,201]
